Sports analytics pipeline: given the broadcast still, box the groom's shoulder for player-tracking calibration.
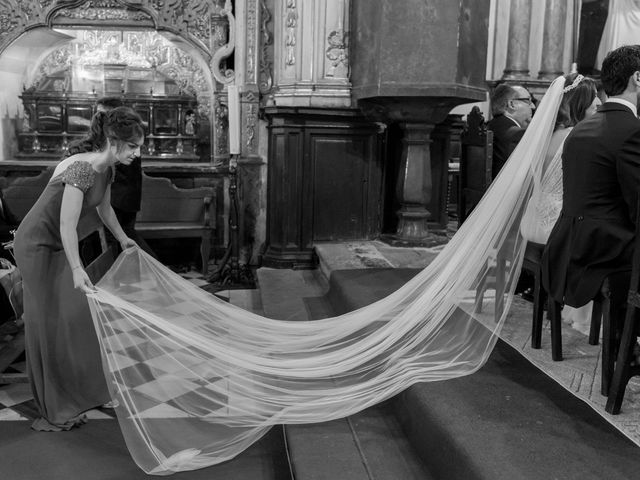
[597,103,640,126]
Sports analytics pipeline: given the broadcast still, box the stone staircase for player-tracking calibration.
[254,267,435,480]
[249,245,640,480]
[288,244,640,480]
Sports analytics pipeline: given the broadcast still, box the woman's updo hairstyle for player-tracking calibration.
[67,106,144,155]
[554,73,598,131]
[94,106,144,149]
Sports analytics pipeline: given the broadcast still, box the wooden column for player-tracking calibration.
[538,0,567,80]
[503,0,532,79]
[392,123,434,241]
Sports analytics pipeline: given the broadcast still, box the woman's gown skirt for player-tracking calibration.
[13,165,112,430]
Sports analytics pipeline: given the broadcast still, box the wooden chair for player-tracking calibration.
[605,208,640,413]
[546,283,611,397]
[525,241,606,379]
[458,106,493,226]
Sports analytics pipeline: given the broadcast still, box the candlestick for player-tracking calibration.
[228,85,241,155]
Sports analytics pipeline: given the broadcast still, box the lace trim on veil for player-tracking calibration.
[85,77,566,475]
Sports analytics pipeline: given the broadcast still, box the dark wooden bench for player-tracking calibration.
[0,168,54,223]
[138,173,216,275]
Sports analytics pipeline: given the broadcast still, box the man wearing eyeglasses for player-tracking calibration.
[487,83,536,179]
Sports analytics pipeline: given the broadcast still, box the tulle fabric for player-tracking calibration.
[85,77,566,475]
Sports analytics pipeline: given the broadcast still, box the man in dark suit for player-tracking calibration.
[542,45,640,315]
[96,97,156,257]
[487,83,535,178]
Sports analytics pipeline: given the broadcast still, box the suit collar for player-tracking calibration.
[503,113,522,128]
[491,114,521,128]
[600,99,637,116]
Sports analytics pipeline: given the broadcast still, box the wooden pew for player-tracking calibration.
[137,173,216,275]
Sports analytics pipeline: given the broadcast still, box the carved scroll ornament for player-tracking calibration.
[211,0,235,85]
[0,1,215,59]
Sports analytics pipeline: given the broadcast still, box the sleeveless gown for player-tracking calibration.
[13,161,112,431]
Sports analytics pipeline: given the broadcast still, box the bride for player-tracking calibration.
[86,75,571,475]
[520,73,601,333]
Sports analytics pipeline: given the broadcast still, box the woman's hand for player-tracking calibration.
[119,237,138,251]
[71,266,96,293]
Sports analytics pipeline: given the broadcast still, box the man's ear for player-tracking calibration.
[505,99,514,112]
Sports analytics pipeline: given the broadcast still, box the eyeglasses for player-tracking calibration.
[513,97,534,106]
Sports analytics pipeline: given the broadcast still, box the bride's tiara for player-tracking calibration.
[563,74,584,93]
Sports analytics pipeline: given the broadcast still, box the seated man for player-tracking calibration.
[95,97,156,258]
[487,83,535,179]
[542,45,640,352]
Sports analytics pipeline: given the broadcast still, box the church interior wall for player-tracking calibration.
[0,28,75,160]
[0,0,612,270]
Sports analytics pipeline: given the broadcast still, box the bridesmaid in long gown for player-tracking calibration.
[13,107,144,431]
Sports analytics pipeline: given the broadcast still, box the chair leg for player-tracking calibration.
[531,269,545,349]
[494,257,506,322]
[601,296,614,396]
[474,277,487,314]
[605,307,639,414]
[548,297,563,361]
[589,297,603,345]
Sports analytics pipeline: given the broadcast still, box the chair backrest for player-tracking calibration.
[458,106,493,225]
[1,168,54,222]
[139,174,215,224]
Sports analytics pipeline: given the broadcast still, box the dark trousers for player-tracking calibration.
[110,208,158,259]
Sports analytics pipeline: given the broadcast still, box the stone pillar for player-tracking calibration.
[538,0,567,80]
[503,0,532,79]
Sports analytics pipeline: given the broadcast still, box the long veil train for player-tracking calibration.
[86,77,565,475]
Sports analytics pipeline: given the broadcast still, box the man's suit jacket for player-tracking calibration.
[111,158,142,213]
[542,102,640,307]
[486,114,526,178]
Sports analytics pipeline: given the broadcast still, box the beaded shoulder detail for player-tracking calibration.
[61,160,96,194]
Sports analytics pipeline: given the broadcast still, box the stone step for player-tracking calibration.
[320,265,640,480]
[285,403,435,480]
[393,339,640,480]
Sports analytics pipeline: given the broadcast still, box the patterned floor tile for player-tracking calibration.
[0,382,32,407]
[0,408,28,421]
[85,408,115,420]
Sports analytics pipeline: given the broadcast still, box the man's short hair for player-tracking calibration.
[601,45,640,97]
[490,84,518,116]
[96,96,125,110]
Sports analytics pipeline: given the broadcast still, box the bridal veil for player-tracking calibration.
[86,77,565,475]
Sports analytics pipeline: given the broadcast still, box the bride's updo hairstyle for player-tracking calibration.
[554,73,598,131]
[67,106,144,156]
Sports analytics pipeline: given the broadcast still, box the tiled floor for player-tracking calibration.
[0,267,261,425]
[3,240,640,450]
